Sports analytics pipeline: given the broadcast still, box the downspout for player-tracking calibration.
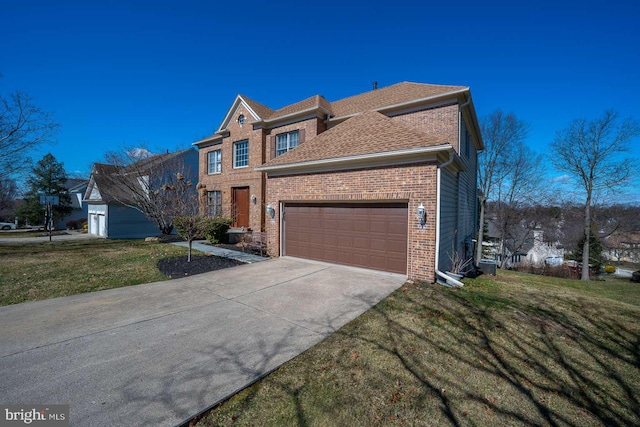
[434,95,472,287]
[435,149,464,287]
[458,94,475,265]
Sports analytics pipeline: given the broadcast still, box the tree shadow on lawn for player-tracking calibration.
[351,282,640,426]
[195,278,640,426]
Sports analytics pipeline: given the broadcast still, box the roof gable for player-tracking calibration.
[84,149,196,203]
[240,94,274,120]
[217,94,274,132]
[262,110,448,168]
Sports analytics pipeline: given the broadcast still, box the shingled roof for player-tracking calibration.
[87,163,133,203]
[329,82,468,118]
[260,110,449,168]
[253,81,466,122]
[196,81,470,146]
[86,148,195,204]
[239,94,274,120]
[266,94,332,121]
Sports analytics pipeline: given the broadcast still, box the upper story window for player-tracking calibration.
[233,140,249,168]
[276,130,299,157]
[207,150,221,174]
[237,114,245,127]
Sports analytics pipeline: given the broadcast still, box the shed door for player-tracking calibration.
[284,203,408,274]
[98,215,106,237]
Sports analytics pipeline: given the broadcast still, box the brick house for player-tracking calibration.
[194,82,483,282]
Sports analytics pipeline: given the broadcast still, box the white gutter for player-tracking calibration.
[256,144,451,173]
[434,149,464,287]
[252,106,332,126]
[435,100,469,287]
[192,135,224,146]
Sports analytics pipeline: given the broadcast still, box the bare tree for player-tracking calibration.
[97,147,198,235]
[172,180,209,262]
[0,90,59,178]
[493,142,545,268]
[550,110,640,280]
[0,177,18,221]
[476,110,529,264]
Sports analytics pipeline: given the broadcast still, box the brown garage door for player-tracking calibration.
[284,203,408,274]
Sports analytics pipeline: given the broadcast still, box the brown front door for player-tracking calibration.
[232,187,250,228]
[284,203,408,274]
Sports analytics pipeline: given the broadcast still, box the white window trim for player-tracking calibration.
[233,140,249,169]
[208,150,221,174]
[276,130,299,157]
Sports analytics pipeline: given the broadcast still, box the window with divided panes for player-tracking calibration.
[207,191,222,217]
[208,150,221,174]
[233,140,248,168]
[276,130,299,157]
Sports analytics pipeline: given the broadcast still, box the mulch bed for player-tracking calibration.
[157,255,244,279]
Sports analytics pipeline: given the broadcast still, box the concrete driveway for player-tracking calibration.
[0,258,405,426]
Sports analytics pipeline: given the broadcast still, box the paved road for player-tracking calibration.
[0,258,405,426]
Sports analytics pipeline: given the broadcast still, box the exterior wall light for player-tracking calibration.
[266,204,275,220]
[417,204,426,228]
[251,194,257,204]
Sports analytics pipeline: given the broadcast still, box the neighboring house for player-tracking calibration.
[485,221,565,267]
[84,148,198,239]
[55,178,89,230]
[195,82,483,282]
[603,231,640,264]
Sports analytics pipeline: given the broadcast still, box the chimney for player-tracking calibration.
[372,81,378,90]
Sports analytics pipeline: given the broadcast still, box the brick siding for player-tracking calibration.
[198,107,326,231]
[265,163,439,281]
[198,105,265,230]
[391,104,459,152]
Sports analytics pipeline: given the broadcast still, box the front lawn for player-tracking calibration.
[196,270,640,426]
[0,239,189,306]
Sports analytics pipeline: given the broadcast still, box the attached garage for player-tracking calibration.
[257,103,482,282]
[283,203,408,274]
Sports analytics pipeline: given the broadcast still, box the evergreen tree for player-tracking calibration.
[17,153,72,227]
[575,223,604,274]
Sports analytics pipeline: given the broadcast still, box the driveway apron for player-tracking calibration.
[0,258,405,426]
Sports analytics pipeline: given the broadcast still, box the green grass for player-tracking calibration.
[501,269,640,307]
[0,239,188,306]
[0,229,57,238]
[197,270,640,427]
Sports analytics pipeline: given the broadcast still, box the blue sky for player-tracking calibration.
[3,0,639,202]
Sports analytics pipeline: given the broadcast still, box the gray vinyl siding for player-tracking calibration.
[438,115,480,273]
[458,118,479,248]
[439,167,458,271]
[107,205,159,239]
